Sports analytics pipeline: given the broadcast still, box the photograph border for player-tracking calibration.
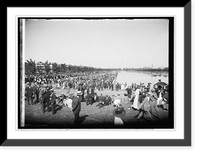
[18,16,174,130]
[2,1,191,146]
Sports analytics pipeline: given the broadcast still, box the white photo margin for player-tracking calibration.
[7,7,184,139]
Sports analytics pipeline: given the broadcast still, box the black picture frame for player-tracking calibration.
[2,1,191,146]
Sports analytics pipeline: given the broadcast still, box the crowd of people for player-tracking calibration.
[24,71,169,125]
[129,80,169,122]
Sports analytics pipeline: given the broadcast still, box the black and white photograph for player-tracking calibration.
[3,2,193,148]
[19,17,173,129]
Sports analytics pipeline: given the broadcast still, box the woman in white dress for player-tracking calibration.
[131,87,140,110]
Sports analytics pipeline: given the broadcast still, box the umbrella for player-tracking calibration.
[154,81,167,88]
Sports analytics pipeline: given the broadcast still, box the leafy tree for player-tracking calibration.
[44,60,51,74]
[60,63,67,73]
[52,62,60,73]
[25,59,36,76]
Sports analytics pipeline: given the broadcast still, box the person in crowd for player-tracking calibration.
[131,86,140,110]
[39,85,46,104]
[86,86,95,105]
[63,95,73,109]
[72,91,82,125]
[26,83,34,105]
[113,106,126,126]
[113,94,122,107]
[126,86,132,99]
[139,89,147,103]
[96,94,112,108]
[124,82,127,90]
[146,83,151,92]
[159,89,169,111]
[97,94,105,105]
[33,83,40,104]
[111,82,114,91]
[49,88,57,115]
[68,81,73,93]
[41,86,51,113]
[157,89,164,106]
[135,91,160,121]
[78,83,86,102]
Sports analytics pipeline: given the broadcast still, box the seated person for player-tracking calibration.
[113,94,122,107]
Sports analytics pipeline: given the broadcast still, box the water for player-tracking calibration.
[116,71,168,86]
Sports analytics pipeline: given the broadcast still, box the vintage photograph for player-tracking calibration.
[19,18,173,129]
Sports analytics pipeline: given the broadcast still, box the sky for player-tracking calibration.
[25,19,169,69]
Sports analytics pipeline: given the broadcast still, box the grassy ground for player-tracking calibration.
[25,88,170,129]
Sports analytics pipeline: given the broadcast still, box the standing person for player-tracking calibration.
[81,83,86,102]
[78,83,85,102]
[111,82,114,91]
[57,79,60,88]
[146,83,151,92]
[41,87,51,113]
[68,81,72,93]
[131,87,140,110]
[160,90,169,111]
[33,83,40,104]
[86,86,94,105]
[126,86,132,99]
[26,83,34,105]
[157,90,163,106]
[39,85,46,104]
[72,91,82,125]
[49,89,57,115]
[46,87,52,112]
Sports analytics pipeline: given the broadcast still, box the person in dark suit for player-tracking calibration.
[49,89,57,115]
[26,84,34,105]
[96,94,112,108]
[126,86,132,99]
[72,91,82,125]
[41,87,51,113]
[78,83,86,102]
[81,84,86,102]
[33,84,40,104]
[86,86,95,105]
[39,87,46,104]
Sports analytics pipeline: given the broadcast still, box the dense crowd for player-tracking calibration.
[24,71,169,125]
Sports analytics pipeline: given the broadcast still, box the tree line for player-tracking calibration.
[24,59,168,77]
[24,59,120,76]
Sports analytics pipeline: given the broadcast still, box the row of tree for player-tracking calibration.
[24,59,119,76]
[25,59,168,77]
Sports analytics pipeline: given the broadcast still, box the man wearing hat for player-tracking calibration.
[41,86,51,113]
[50,89,57,115]
[26,83,34,105]
[113,106,126,126]
[39,85,46,104]
[81,83,86,102]
[71,91,82,125]
[33,83,40,104]
[126,86,132,99]
[86,86,95,105]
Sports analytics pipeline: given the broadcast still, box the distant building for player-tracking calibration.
[36,61,45,74]
[36,61,45,70]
